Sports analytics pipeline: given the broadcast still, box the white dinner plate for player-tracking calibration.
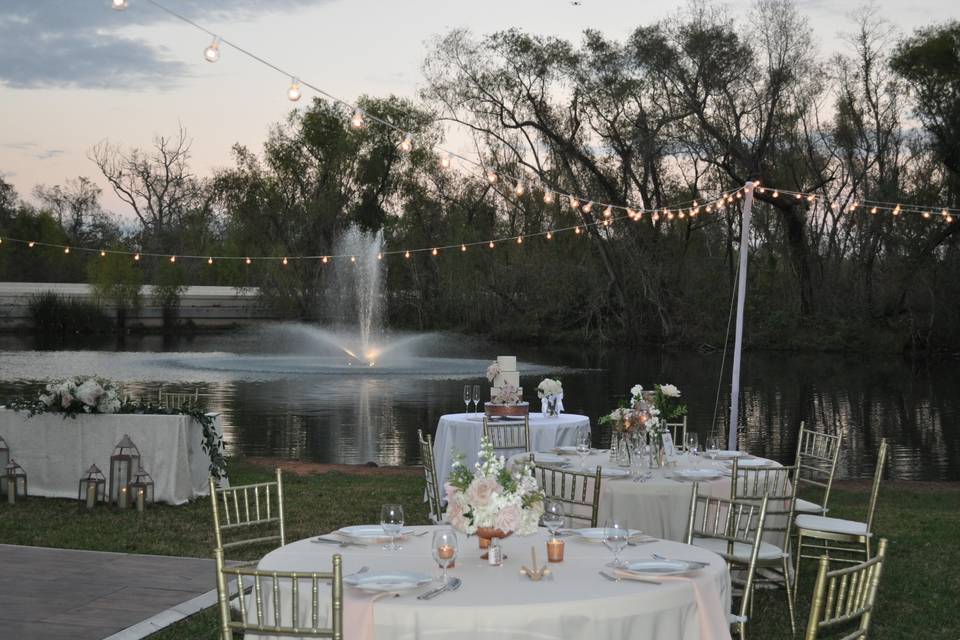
[569,527,644,542]
[674,468,725,481]
[555,446,579,454]
[714,450,744,459]
[532,452,568,465]
[598,467,630,478]
[343,571,433,593]
[724,458,773,468]
[337,525,415,541]
[624,559,707,575]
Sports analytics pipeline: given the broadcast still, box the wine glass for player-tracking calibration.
[603,519,629,568]
[431,527,458,586]
[380,504,405,551]
[542,499,565,537]
[706,436,720,460]
[472,385,480,417]
[685,433,699,456]
[575,432,590,470]
[463,385,471,416]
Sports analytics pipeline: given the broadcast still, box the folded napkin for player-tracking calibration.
[612,569,731,640]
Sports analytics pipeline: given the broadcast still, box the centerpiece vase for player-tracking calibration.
[475,527,512,559]
[648,435,665,469]
[545,396,559,418]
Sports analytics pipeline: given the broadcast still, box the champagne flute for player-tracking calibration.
[472,385,480,417]
[603,519,629,568]
[685,433,699,456]
[431,527,458,586]
[463,385,471,416]
[380,504,405,551]
[542,499,565,537]
[575,432,590,470]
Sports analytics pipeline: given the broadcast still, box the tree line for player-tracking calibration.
[1,3,959,352]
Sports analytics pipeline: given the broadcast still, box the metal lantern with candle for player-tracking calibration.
[108,434,141,508]
[129,466,154,512]
[78,464,106,509]
[5,459,27,504]
[0,436,9,496]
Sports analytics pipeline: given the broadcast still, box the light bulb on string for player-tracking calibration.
[893,205,902,216]
[543,191,555,205]
[322,256,328,264]
[64,247,70,254]
[350,109,365,129]
[287,78,302,102]
[489,241,495,249]
[245,257,251,265]
[569,195,579,209]
[134,253,140,261]
[377,252,383,260]
[923,211,931,219]
[795,193,802,200]
[736,192,742,200]
[282,257,288,265]
[652,212,660,222]
[486,171,498,185]
[603,206,612,218]
[439,152,451,169]
[404,250,410,259]
[546,230,553,240]
[100,250,106,257]
[678,210,686,219]
[204,37,221,63]
[207,257,214,265]
[111,0,128,10]
[350,255,357,263]
[28,241,35,248]
[667,211,675,221]
[517,235,523,244]
[514,181,525,197]
[807,194,816,203]
[431,248,438,256]
[772,191,779,198]
[602,219,610,227]
[170,255,176,263]
[461,244,466,252]
[399,133,413,153]
[574,226,581,235]
[582,201,593,214]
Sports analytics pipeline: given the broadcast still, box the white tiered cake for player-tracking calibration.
[485,355,529,417]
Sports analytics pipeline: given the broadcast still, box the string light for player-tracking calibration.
[287,78,302,102]
[350,109,365,129]
[574,226,581,235]
[543,191,555,205]
[440,152,451,169]
[322,256,329,263]
[111,0,128,10]
[772,191,779,198]
[582,202,593,214]
[134,253,140,261]
[28,242,35,248]
[489,241,495,248]
[517,235,523,244]
[245,257,251,265]
[404,250,410,259]
[350,255,357,263]
[377,252,383,260]
[100,250,106,257]
[204,37,220,63]
[64,247,70,254]
[460,244,466,252]
[486,171,498,185]
[923,211,931,219]
[603,206,612,218]
[870,207,878,214]
[569,196,579,209]
[282,257,288,265]
[431,247,438,256]
[399,133,413,153]
[546,230,553,240]
[170,255,176,263]
[514,181,525,197]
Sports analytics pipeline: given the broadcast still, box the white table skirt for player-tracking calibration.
[250,527,730,640]
[0,409,223,505]
[433,413,589,491]
[510,451,784,543]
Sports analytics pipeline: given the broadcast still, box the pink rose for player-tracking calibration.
[444,483,457,502]
[494,504,522,533]
[61,393,74,408]
[466,477,501,508]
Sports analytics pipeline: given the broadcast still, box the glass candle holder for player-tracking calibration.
[547,538,565,563]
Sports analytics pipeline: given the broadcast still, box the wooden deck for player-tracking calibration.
[0,544,216,639]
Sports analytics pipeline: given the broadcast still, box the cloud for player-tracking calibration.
[0,0,321,90]
[2,142,65,160]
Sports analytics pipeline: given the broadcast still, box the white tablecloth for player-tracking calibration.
[251,526,730,640]
[433,413,589,491]
[0,409,223,505]
[511,451,781,542]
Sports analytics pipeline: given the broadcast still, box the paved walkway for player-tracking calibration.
[0,544,216,640]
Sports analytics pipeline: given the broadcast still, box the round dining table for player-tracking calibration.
[251,525,731,640]
[511,450,781,542]
[432,412,590,492]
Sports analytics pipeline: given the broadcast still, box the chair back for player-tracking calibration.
[483,415,531,452]
[864,439,888,535]
[731,460,796,552]
[803,538,888,640]
[214,547,343,640]
[686,483,769,626]
[794,423,842,510]
[534,464,602,528]
[418,429,443,523]
[161,387,202,409]
[209,469,285,561]
[665,416,687,451]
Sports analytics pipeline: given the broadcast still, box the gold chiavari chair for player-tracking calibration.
[418,429,444,523]
[161,387,202,409]
[214,547,343,640]
[793,422,843,516]
[209,468,286,565]
[686,483,769,640]
[794,439,888,585]
[666,416,687,451]
[534,464,603,528]
[483,415,531,453]
[803,538,888,640]
[729,461,798,634]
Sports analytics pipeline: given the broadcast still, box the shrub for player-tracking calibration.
[28,291,110,334]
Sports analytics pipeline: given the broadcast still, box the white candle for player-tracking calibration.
[118,486,128,509]
[86,483,96,509]
[136,488,145,512]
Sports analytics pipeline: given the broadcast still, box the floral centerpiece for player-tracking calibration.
[536,378,564,417]
[38,377,122,415]
[485,361,501,383]
[445,436,544,549]
[491,383,522,405]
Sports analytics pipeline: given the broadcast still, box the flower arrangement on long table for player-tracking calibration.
[5,377,227,478]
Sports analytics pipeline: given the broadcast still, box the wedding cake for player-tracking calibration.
[485,355,529,417]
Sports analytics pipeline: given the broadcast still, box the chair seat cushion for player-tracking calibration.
[794,498,827,514]
[691,536,786,561]
[795,514,870,536]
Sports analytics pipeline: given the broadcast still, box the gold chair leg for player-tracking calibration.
[794,532,804,591]
[783,556,797,636]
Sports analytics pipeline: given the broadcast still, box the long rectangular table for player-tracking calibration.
[0,409,224,504]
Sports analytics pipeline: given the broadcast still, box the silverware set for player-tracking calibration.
[417,577,462,600]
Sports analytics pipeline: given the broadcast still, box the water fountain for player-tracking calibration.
[328,226,384,364]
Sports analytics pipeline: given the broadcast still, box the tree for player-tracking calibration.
[33,177,119,245]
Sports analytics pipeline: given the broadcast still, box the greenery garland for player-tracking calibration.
[4,395,227,479]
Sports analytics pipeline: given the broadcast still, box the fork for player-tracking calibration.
[598,570,661,585]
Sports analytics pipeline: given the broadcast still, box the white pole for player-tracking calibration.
[728,181,755,451]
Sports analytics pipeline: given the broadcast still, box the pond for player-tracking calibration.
[0,327,956,481]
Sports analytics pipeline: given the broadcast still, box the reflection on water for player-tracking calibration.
[0,332,956,480]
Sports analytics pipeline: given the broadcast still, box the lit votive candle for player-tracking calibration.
[118,486,128,509]
[437,544,455,569]
[547,538,564,563]
[136,488,145,513]
[86,483,96,509]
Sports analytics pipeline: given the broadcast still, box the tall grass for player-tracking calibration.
[28,291,110,334]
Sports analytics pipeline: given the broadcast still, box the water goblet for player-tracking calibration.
[685,433,699,456]
[472,385,480,417]
[602,519,629,568]
[542,499,565,537]
[463,385,472,416]
[575,433,590,470]
[380,503,405,551]
[431,528,458,586]
[706,436,720,460]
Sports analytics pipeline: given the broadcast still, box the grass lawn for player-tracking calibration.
[1,460,957,639]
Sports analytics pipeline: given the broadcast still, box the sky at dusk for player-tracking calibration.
[1,0,957,217]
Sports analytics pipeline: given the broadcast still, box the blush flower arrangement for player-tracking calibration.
[444,436,544,537]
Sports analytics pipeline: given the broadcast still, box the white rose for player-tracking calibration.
[74,379,104,407]
[659,384,681,398]
[630,384,643,397]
